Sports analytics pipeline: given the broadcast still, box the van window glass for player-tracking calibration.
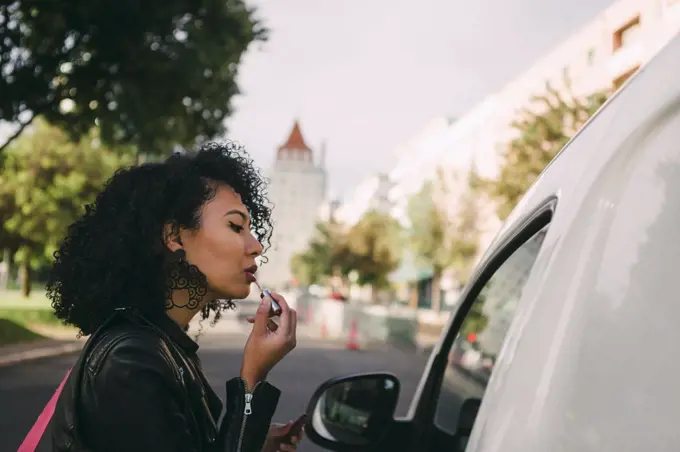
[435,225,549,436]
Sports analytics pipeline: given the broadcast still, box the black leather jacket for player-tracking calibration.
[49,309,280,452]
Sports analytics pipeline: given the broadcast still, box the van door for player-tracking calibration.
[405,199,555,452]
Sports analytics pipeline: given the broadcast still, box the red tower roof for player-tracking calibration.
[278,120,312,154]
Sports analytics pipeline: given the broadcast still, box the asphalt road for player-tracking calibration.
[0,325,431,452]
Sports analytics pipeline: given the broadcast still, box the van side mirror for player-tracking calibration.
[304,373,400,451]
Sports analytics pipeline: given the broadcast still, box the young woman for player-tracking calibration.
[47,142,302,452]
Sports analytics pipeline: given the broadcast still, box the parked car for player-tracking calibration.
[300,31,680,452]
[448,336,495,385]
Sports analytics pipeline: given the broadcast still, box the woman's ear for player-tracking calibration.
[163,223,184,252]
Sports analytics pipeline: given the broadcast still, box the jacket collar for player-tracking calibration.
[149,311,200,355]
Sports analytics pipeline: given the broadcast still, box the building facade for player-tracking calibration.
[318,198,342,223]
[259,121,327,289]
[387,0,680,310]
[336,172,394,226]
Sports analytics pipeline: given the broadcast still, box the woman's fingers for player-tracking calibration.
[270,292,293,334]
[246,316,278,332]
[248,292,296,339]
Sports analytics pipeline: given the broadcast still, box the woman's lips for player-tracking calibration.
[245,271,256,283]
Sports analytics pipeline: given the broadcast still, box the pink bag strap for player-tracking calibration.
[18,368,72,452]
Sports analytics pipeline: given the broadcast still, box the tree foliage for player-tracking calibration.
[406,180,449,310]
[0,119,133,273]
[445,166,483,287]
[406,180,449,275]
[407,166,483,310]
[484,83,608,220]
[0,0,266,154]
[291,211,402,295]
[460,289,489,339]
[290,221,352,286]
[408,167,482,277]
[345,210,402,290]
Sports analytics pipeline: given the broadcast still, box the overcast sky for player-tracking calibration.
[226,0,616,199]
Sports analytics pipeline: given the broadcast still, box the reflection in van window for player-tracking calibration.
[435,226,549,436]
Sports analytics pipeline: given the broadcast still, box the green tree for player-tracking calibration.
[290,222,335,286]
[446,165,483,288]
[460,289,489,339]
[484,83,608,220]
[346,210,401,301]
[407,180,449,312]
[290,221,354,287]
[407,166,483,311]
[0,1,266,154]
[0,119,133,295]
[290,253,317,287]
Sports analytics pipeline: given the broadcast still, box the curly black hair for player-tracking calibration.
[46,141,273,335]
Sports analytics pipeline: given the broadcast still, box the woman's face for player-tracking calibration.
[175,184,264,300]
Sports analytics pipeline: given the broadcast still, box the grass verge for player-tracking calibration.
[0,308,64,327]
[0,291,78,346]
[0,290,51,309]
[0,318,47,347]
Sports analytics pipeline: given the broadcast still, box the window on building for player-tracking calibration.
[613,65,640,90]
[434,223,550,437]
[613,16,641,52]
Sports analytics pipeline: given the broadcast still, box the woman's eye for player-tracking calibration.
[229,223,244,233]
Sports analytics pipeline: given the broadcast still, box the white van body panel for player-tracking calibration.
[467,34,680,452]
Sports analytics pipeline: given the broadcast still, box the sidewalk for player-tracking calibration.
[0,316,337,368]
[0,338,84,368]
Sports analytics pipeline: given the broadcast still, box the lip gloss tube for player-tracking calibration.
[252,278,282,317]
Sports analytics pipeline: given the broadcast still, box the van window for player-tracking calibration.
[434,225,549,436]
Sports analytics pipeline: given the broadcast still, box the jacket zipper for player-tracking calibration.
[236,380,261,452]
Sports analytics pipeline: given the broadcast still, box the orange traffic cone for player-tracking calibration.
[346,319,359,350]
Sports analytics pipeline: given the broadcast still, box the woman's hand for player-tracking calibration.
[261,421,305,452]
[241,292,297,390]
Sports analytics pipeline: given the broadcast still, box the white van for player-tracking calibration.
[301,27,680,452]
